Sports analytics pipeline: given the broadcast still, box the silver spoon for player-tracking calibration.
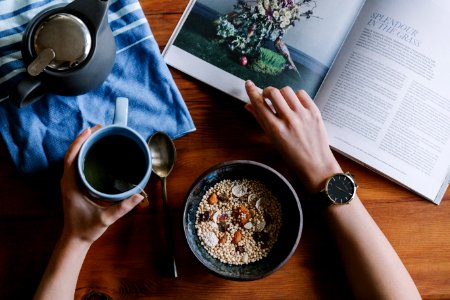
[148,131,178,278]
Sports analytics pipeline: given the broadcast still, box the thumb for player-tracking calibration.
[104,194,144,223]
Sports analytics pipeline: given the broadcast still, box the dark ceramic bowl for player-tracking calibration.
[183,160,303,280]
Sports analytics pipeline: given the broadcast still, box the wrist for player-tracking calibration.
[59,231,93,251]
[304,160,343,193]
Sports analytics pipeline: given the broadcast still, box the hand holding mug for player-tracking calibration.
[77,97,152,201]
[61,126,143,244]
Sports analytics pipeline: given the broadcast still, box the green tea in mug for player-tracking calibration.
[83,134,147,194]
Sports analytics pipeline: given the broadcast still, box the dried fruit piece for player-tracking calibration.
[232,230,242,244]
[204,231,219,247]
[243,222,253,230]
[212,211,220,223]
[255,219,266,232]
[255,199,262,211]
[236,245,245,253]
[219,235,227,244]
[217,192,231,202]
[218,222,229,233]
[200,211,211,222]
[218,213,229,222]
[232,184,247,197]
[248,193,257,203]
[208,193,219,204]
[235,205,251,226]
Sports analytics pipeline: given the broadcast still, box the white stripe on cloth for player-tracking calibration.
[0,32,21,47]
[108,2,142,23]
[0,50,21,67]
[0,0,69,31]
[112,17,147,37]
[117,35,153,54]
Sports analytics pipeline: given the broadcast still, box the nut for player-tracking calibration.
[232,230,242,244]
[219,235,227,244]
[208,193,219,204]
[236,205,251,226]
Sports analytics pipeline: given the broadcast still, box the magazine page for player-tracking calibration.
[163,0,364,102]
[315,0,450,203]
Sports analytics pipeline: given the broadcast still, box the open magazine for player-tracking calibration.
[163,0,450,204]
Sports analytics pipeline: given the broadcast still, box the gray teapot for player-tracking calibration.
[10,0,116,108]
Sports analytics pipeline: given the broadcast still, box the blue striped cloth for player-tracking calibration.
[0,0,195,174]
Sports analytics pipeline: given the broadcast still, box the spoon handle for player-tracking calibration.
[162,177,178,278]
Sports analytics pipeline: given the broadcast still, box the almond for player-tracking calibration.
[232,230,242,244]
[208,193,219,204]
[238,205,251,226]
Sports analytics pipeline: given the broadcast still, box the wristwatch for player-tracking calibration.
[312,172,357,207]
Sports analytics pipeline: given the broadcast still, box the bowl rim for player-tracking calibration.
[182,159,303,280]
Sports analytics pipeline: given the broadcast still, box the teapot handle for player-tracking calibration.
[65,0,109,32]
[10,76,47,108]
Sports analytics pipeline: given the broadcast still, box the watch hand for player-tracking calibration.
[336,186,353,196]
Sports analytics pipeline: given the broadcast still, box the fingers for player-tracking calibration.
[295,89,315,109]
[246,81,313,119]
[262,86,293,117]
[280,86,304,112]
[245,81,277,128]
[91,124,102,133]
[64,124,103,170]
[105,194,144,223]
[64,127,91,168]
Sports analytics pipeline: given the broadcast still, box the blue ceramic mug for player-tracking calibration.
[77,97,152,201]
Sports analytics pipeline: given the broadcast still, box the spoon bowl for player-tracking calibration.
[148,132,176,178]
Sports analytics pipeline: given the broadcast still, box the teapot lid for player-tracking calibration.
[33,13,92,71]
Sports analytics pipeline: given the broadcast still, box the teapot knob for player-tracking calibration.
[32,13,92,72]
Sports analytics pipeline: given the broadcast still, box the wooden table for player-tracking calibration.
[1,0,450,299]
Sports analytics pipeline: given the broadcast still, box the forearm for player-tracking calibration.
[326,196,421,299]
[34,235,91,300]
[243,83,420,298]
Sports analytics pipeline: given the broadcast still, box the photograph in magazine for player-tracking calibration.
[165,0,364,99]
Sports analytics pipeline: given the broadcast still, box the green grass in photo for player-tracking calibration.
[251,48,286,76]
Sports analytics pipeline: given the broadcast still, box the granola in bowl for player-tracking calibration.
[183,160,302,280]
[195,179,282,265]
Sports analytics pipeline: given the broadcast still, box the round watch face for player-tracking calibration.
[325,173,356,204]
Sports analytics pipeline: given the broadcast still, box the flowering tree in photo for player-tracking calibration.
[216,0,317,72]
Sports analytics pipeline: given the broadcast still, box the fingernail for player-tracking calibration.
[245,80,254,88]
[135,194,144,202]
[80,127,91,136]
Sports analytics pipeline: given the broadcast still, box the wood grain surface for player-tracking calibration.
[1,0,449,299]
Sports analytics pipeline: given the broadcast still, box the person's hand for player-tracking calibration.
[60,126,143,245]
[245,80,342,192]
